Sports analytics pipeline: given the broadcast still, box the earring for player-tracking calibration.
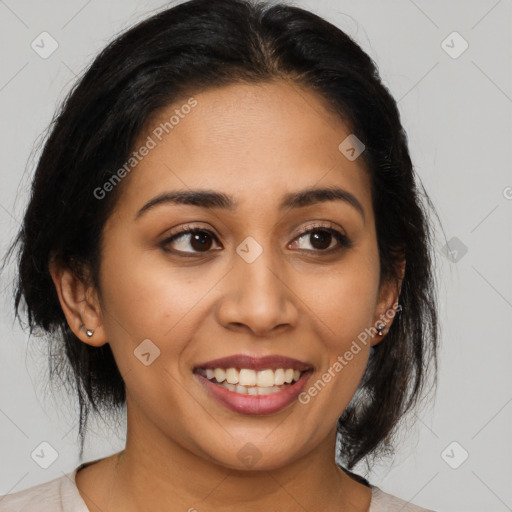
[376,323,386,336]
[79,323,94,338]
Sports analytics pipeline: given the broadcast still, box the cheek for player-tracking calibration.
[294,251,379,406]
[299,251,380,344]
[96,247,209,415]
[98,238,220,342]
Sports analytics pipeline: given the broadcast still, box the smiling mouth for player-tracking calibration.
[194,367,306,396]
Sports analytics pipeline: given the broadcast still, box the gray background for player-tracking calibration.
[1,1,511,510]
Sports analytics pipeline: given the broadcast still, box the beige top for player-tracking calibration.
[0,463,435,511]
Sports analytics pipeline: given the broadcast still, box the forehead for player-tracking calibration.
[118,80,372,218]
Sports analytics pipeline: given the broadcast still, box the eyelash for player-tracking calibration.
[160,223,353,256]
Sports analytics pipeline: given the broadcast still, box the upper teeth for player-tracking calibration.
[205,368,301,387]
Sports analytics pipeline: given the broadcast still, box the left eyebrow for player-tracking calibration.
[280,186,365,224]
[135,186,365,224]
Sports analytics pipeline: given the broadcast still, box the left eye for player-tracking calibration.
[290,227,352,252]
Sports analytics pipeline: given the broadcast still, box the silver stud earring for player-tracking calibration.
[376,323,386,336]
[85,328,94,338]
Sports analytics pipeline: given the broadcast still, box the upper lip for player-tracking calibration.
[193,354,312,372]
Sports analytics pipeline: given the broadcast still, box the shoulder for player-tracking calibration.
[0,467,88,512]
[370,485,436,512]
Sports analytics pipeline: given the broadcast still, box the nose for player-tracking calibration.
[215,244,299,337]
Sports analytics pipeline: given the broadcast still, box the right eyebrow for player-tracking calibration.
[135,190,236,219]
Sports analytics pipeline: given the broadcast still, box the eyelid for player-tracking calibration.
[160,225,222,253]
[294,221,345,238]
[160,221,352,255]
[164,223,216,239]
[291,222,353,251]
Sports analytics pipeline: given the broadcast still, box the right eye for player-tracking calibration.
[160,226,222,255]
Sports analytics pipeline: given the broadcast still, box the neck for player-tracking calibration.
[106,401,371,511]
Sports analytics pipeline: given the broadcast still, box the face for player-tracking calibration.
[78,81,398,470]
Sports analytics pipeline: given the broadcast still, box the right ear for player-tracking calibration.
[48,259,108,347]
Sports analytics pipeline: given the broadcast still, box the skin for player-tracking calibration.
[50,80,404,511]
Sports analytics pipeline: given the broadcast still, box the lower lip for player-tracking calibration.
[195,372,312,415]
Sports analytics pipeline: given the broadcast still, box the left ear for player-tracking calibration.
[370,258,406,346]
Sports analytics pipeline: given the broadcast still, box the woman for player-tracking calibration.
[1,0,440,510]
